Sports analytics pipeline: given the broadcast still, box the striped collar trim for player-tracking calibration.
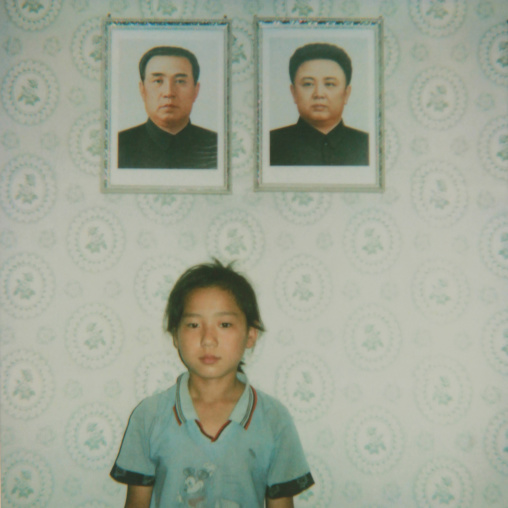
[173,372,257,430]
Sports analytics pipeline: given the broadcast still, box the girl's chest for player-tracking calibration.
[150,422,274,505]
[151,419,273,470]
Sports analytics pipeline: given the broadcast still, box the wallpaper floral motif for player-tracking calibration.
[1,0,507,507]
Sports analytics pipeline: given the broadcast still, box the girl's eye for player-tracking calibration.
[220,322,232,328]
[186,322,198,329]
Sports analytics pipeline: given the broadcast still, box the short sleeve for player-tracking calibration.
[110,399,157,486]
[266,405,314,499]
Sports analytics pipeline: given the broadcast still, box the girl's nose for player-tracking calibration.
[200,324,217,347]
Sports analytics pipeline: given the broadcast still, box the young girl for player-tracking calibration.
[111,260,314,507]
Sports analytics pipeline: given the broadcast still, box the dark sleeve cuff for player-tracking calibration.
[266,472,315,499]
[110,463,155,486]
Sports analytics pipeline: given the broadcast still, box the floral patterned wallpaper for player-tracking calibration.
[1,0,507,507]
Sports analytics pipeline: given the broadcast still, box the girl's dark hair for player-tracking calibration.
[165,259,265,338]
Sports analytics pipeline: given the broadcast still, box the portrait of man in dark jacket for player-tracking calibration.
[118,46,217,169]
[270,43,369,167]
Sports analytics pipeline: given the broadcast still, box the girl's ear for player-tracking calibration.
[246,327,258,349]
[172,334,178,348]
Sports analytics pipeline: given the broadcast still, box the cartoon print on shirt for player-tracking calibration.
[177,463,215,507]
[176,462,241,507]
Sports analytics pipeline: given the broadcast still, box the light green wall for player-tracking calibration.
[1,0,507,506]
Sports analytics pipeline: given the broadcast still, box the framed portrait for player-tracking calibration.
[255,17,384,192]
[102,18,230,194]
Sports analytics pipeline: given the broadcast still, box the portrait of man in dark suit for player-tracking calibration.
[118,46,217,169]
[270,43,369,167]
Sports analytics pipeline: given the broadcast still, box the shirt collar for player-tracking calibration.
[296,117,347,148]
[173,372,257,430]
[145,118,192,147]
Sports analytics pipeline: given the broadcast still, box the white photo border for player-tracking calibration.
[102,17,231,194]
[255,17,384,192]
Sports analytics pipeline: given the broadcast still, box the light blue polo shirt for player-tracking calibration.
[111,372,314,507]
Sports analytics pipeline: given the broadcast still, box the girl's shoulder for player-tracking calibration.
[131,383,178,422]
[252,387,293,425]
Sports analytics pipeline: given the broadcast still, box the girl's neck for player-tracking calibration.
[188,371,245,405]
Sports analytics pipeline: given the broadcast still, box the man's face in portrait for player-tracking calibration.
[290,58,352,134]
[139,55,200,134]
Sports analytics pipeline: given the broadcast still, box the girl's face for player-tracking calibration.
[173,286,258,383]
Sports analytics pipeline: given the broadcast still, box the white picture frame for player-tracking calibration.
[102,17,231,194]
[255,17,384,192]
